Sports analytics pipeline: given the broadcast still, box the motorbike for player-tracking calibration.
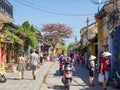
[113,71,120,88]
[62,66,73,90]
[0,74,7,83]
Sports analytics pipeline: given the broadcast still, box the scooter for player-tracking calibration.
[0,74,7,83]
[63,66,73,90]
[113,71,120,88]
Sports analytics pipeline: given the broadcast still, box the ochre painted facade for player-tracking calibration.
[89,42,95,55]
[95,13,110,58]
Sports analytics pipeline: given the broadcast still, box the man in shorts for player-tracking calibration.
[29,49,39,80]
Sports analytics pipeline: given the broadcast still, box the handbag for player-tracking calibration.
[98,74,104,83]
[0,74,7,83]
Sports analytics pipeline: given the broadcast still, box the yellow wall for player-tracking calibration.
[96,16,110,58]
[0,41,1,74]
[0,36,5,74]
[90,42,95,55]
[96,18,104,53]
[56,48,61,55]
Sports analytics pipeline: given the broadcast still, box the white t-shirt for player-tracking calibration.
[90,60,95,71]
[30,52,38,65]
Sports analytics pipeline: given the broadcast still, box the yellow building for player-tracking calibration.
[80,22,98,56]
[0,0,13,74]
[95,5,110,59]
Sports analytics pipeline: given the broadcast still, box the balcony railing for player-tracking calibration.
[0,0,13,19]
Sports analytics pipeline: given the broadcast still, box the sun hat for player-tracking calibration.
[103,51,111,57]
[102,52,106,57]
[89,55,96,60]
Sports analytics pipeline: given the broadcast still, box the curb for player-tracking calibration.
[32,61,54,90]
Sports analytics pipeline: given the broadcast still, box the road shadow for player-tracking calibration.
[48,85,66,90]
[72,64,101,88]
[54,70,63,76]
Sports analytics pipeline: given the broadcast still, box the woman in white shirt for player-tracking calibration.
[88,55,96,87]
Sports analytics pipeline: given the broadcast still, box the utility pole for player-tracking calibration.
[86,17,89,40]
[75,35,77,54]
[75,35,77,43]
[85,17,89,66]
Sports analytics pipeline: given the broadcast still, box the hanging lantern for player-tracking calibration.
[97,0,101,4]
[90,0,107,13]
[90,0,106,4]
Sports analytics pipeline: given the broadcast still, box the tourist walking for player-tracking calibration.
[40,52,44,64]
[16,53,26,80]
[29,49,39,80]
[79,53,83,66]
[100,51,111,90]
[88,55,96,87]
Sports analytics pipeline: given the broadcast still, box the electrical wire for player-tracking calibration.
[14,0,95,17]
[22,0,71,14]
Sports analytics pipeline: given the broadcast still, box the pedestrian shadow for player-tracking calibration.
[73,65,89,83]
[7,78,33,80]
[7,78,20,80]
[48,85,66,90]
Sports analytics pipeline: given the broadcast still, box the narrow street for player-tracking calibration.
[40,61,119,90]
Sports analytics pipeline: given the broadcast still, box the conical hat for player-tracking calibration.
[103,51,111,57]
[102,52,106,56]
[89,55,96,60]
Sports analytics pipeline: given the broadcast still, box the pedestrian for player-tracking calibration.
[29,49,39,80]
[70,53,75,65]
[40,52,43,64]
[16,53,26,80]
[79,53,83,66]
[100,51,111,90]
[88,55,96,87]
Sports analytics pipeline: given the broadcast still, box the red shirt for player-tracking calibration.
[79,55,83,60]
[101,57,110,71]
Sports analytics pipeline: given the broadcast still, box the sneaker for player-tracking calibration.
[104,88,107,90]
[62,78,64,83]
[90,84,95,87]
[33,76,36,80]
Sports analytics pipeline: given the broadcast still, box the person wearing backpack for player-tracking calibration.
[88,55,96,87]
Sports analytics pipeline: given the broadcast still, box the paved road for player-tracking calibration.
[0,61,54,90]
[40,61,119,90]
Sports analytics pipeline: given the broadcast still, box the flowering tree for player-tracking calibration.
[41,23,72,54]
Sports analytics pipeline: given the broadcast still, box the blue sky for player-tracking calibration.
[9,0,105,46]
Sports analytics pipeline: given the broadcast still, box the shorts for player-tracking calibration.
[31,65,37,70]
[104,71,109,79]
[89,69,94,77]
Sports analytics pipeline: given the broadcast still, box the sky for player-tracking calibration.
[9,0,106,46]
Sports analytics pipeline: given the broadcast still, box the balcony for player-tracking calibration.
[0,0,13,23]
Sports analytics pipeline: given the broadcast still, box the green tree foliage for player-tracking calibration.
[61,44,67,51]
[18,21,38,48]
[67,43,76,52]
[4,30,23,45]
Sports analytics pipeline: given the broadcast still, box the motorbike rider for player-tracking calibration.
[59,54,65,74]
[62,57,75,83]
[59,54,64,62]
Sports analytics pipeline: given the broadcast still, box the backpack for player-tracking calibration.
[0,74,7,83]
